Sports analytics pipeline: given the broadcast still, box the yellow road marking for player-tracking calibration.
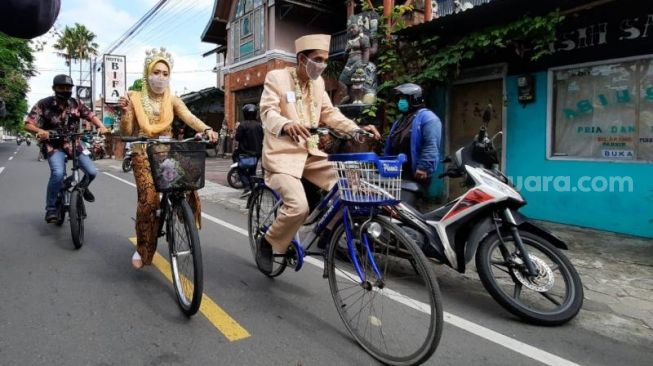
[129,237,251,341]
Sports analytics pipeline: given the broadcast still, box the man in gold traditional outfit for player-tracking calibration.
[257,34,380,274]
[118,47,218,269]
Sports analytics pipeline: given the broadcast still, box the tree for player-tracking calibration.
[52,26,75,76]
[71,24,99,87]
[128,79,143,91]
[52,23,99,85]
[0,32,36,132]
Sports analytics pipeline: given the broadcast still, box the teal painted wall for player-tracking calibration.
[505,72,653,238]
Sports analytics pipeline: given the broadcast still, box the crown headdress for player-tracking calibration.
[144,47,174,70]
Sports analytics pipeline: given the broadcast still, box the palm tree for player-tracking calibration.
[53,26,76,77]
[52,23,99,85]
[71,24,99,86]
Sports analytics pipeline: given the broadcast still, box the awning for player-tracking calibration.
[396,0,614,39]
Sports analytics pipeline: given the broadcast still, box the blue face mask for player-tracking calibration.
[397,98,409,113]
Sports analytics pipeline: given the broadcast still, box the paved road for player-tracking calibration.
[1,141,651,365]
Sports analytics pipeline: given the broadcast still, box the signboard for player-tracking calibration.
[103,54,126,104]
[76,86,92,109]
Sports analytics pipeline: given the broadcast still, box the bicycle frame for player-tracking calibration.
[256,182,383,284]
[156,190,189,239]
[57,133,87,208]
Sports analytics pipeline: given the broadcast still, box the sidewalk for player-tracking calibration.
[186,156,653,345]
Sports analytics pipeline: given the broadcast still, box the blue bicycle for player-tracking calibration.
[247,128,443,365]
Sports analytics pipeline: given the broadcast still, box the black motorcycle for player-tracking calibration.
[122,143,132,172]
[386,127,583,325]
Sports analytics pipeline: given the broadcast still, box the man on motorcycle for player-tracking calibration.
[384,83,442,207]
[24,74,108,223]
[234,103,264,197]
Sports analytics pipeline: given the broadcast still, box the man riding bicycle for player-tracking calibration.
[256,34,380,274]
[24,74,108,223]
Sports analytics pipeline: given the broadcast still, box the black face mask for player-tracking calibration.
[55,91,72,101]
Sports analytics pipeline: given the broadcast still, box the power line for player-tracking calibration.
[119,0,206,55]
[101,0,171,55]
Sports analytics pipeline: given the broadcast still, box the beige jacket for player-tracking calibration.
[259,67,358,178]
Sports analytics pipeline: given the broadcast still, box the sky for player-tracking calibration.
[27,0,219,109]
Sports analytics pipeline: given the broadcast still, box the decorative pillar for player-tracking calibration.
[346,0,355,18]
[384,0,393,26]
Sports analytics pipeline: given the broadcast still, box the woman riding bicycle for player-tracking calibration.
[256,34,380,274]
[118,47,218,269]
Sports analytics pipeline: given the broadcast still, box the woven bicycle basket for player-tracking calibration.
[328,153,406,205]
[146,142,206,192]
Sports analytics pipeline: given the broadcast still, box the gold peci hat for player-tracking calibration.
[295,34,331,54]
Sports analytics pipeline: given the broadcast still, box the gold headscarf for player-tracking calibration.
[131,47,175,137]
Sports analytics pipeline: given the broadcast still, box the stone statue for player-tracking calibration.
[337,13,378,106]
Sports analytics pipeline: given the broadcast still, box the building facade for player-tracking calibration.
[200,0,441,136]
[402,0,653,237]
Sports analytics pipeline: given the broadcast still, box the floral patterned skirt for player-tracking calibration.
[131,151,202,265]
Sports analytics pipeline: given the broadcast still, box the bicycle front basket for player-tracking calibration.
[147,142,206,192]
[328,153,405,205]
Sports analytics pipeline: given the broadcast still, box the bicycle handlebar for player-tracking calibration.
[121,135,209,144]
[307,127,374,142]
[46,130,94,140]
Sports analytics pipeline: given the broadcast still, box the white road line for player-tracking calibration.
[103,172,581,366]
[104,172,135,187]
[8,156,13,161]
[0,167,4,175]
[14,151,18,154]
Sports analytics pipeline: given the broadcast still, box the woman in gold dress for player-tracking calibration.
[118,47,218,269]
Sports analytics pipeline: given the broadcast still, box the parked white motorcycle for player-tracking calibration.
[387,127,583,325]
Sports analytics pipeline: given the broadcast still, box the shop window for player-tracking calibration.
[232,0,265,62]
[551,56,653,162]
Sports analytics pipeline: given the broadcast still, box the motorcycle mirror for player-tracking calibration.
[491,131,503,145]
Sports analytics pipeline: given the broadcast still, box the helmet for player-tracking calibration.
[242,103,257,120]
[393,83,424,107]
[52,74,74,87]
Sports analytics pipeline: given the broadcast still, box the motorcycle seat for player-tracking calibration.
[422,205,450,221]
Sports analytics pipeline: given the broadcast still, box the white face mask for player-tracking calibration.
[148,75,169,94]
[304,56,327,81]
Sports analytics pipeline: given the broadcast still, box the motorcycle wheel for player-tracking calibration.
[122,158,132,172]
[227,167,244,189]
[476,230,583,326]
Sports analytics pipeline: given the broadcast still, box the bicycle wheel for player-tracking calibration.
[69,190,85,249]
[327,214,443,366]
[247,186,287,277]
[166,198,203,316]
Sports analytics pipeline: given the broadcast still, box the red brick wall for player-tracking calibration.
[223,58,296,130]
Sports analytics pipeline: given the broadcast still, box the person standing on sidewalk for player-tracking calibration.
[117,47,218,269]
[255,34,381,274]
[234,103,263,197]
